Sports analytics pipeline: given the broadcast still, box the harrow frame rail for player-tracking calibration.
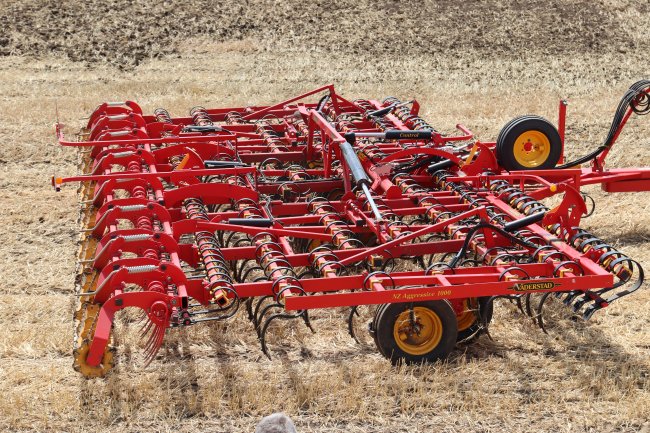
[54,82,648,376]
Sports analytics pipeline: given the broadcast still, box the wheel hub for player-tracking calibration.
[513,130,551,167]
[393,307,443,355]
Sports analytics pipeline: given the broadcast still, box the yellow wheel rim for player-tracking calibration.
[393,307,443,355]
[513,130,551,168]
[456,299,478,331]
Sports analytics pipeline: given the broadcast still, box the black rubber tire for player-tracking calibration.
[371,303,389,357]
[496,115,562,171]
[456,297,493,342]
[374,300,458,365]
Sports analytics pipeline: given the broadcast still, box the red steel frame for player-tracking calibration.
[54,83,648,375]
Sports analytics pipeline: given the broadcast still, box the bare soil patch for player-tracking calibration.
[0,0,644,68]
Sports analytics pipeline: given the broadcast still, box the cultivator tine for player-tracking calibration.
[562,291,582,306]
[581,192,596,218]
[254,297,315,358]
[482,296,500,340]
[245,298,255,322]
[570,292,595,313]
[536,292,553,333]
[255,302,283,336]
[252,296,275,334]
[347,306,360,342]
[55,81,648,375]
[302,310,316,334]
[259,310,308,360]
[509,295,524,316]
[523,294,534,318]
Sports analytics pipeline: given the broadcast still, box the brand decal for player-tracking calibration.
[510,281,558,292]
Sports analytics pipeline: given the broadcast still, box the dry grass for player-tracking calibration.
[1,1,650,432]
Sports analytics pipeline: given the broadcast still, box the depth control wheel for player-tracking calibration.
[374,300,458,364]
[496,115,562,170]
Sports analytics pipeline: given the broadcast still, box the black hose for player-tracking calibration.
[394,155,441,174]
[448,222,541,268]
[557,79,650,169]
[316,94,330,113]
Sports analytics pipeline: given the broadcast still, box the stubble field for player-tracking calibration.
[0,1,649,432]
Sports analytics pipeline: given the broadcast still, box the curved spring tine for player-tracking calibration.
[582,193,596,217]
[572,276,629,313]
[581,265,640,318]
[524,294,534,317]
[302,309,315,333]
[504,295,526,314]
[562,291,581,305]
[252,295,274,333]
[347,306,360,342]
[255,302,285,336]
[245,298,255,321]
[571,295,589,313]
[514,295,526,315]
[238,262,262,284]
[259,310,306,359]
[536,292,553,334]
[482,296,498,340]
[523,293,543,323]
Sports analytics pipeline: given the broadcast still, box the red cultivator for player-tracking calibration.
[54,81,649,377]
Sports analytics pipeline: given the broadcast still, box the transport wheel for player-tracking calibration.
[496,115,562,170]
[374,300,458,364]
[371,303,389,356]
[455,297,493,342]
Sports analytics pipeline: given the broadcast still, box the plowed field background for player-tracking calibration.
[0,1,649,432]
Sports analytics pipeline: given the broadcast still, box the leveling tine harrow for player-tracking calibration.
[54,81,650,377]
